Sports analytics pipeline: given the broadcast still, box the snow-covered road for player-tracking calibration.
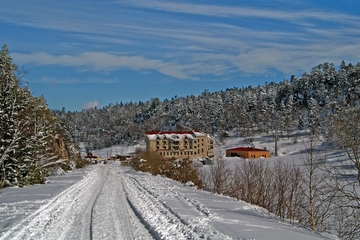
[0,163,151,240]
[0,162,335,240]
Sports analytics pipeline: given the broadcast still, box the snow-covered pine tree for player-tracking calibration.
[0,45,23,186]
[308,97,320,136]
[0,45,76,187]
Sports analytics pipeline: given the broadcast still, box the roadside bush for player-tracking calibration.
[130,150,203,188]
[130,150,164,174]
[74,157,89,169]
[17,165,45,187]
[167,159,203,187]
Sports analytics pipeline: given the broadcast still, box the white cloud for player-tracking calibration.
[123,0,360,24]
[5,0,360,80]
[82,101,99,110]
[37,76,121,84]
[12,52,189,80]
[40,76,79,84]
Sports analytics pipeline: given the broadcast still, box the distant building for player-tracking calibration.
[226,147,270,159]
[145,130,214,159]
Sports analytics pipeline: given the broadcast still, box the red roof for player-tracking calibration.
[146,130,201,135]
[227,147,268,152]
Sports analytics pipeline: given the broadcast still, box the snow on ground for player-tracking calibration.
[220,130,347,166]
[0,163,336,240]
[87,142,143,159]
[0,133,341,240]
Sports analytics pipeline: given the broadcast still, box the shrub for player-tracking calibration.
[74,157,89,169]
[18,165,45,187]
[130,150,203,188]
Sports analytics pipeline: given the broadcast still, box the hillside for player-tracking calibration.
[54,61,360,152]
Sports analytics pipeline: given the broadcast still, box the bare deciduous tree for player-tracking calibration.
[300,134,333,232]
[208,149,233,195]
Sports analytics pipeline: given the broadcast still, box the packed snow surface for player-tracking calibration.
[0,161,333,240]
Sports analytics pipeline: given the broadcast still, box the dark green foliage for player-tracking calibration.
[18,165,45,187]
[0,45,81,187]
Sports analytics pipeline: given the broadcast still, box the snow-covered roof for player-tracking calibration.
[145,130,211,140]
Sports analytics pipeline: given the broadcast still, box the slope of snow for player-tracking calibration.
[0,160,336,240]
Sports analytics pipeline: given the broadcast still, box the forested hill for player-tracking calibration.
[54,61,360,151]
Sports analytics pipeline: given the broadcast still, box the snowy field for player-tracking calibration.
[0,132,341,240]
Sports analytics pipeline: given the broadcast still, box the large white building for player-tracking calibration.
[145,130,214,159]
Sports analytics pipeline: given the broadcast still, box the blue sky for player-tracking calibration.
[1,0,359,111]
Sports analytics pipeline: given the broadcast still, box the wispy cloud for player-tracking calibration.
[122,0,360,24]
[13,52,190,79]
[38,76,121,84]
[82,100,99,110]
[4,0,360,80]
[40,76,79,84]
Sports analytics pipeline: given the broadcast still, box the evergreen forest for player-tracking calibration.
[54,60,360,152]
[0,45,82,188]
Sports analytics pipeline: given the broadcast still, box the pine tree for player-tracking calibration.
[308,97,320,135]
[0,45,74,187]
[0,45,22,185]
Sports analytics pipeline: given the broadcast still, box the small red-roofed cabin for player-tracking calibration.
[226,147,270,159]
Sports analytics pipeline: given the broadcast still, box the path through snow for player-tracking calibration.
[0,162,335,240]
[0,163,151,240]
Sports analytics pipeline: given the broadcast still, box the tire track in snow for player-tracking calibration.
[120,169,231,240]
[0,164,153,240]
[123,175,194,239]
[0,167,99,240]
[134,176,213,218]
[90,165,151,240]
